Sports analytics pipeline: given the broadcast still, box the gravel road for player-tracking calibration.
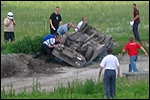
[1,54,149,94]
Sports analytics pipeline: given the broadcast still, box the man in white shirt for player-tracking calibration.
[98,48,120,99]
[74,17,86,32]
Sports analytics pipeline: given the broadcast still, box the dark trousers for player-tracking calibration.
[35,44,54,61]
[41,44,54,60]
[104,69,116,98]
[132,21,140,41]
[4,31,15,43]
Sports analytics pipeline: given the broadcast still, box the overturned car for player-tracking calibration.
[52,22,114,68]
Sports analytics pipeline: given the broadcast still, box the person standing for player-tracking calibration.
[49,6,62,34]
[122,37,148,72]
[74,17,87,32]
[131,3,141,42]
[98,48,120,99]
[4,12,16,43]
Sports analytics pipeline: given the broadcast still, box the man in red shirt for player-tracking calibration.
[122,37,148,72]
[131,3,141,42]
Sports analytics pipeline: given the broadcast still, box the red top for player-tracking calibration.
[124,42,141,56]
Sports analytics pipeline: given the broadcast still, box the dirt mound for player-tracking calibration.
[1,53,65,78]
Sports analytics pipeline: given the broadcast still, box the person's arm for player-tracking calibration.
[117,66,121,77]
[50,19,55,30]
[4,19,12,27]
[98,66,103,77]
[140,46,149,56]
[72,25,79,29]
[59,21,62,26]
[132,15,139,21]
[59,15,62,26]
[132,10,139,21]
[48,44,56,48]
[65,32,69,36]
[12,19,16,25]
[122,49,126,57]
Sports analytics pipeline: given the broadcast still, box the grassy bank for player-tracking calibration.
[1,1,149,44]
[1,76,149,99]
[1,1,149,54]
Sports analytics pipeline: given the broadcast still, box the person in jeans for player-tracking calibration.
[98,48,121,99]
[122,37,148,72]
[131,3,141,42]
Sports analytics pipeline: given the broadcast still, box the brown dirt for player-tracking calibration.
[1,53,69,79]
[1,40,149,79]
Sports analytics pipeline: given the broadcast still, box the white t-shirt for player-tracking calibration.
[4,18,15,32]
[100,54,120,70]
[74,21,83,31]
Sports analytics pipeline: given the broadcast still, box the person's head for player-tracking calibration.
[67,22,73,28]
[54,32,61,43]
[7,12,14,19]
[129,37,134,42]
[107,48,112,54]
[55,6,60,13]
[132,3,136,9]
[82,17,86,22]
[55,36,61,43]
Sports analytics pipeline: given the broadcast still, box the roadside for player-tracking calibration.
[1,54,149,94]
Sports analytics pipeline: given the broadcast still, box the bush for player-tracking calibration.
[1,35,43,54]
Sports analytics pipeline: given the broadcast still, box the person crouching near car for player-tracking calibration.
[33,33,61,63]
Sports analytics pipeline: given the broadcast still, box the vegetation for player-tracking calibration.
[1,1,149,99]
[1,1,149,54]
[1,76,149,99]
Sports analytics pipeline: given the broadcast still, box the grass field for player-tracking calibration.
[1,1,149,43]
[1,1,149,99]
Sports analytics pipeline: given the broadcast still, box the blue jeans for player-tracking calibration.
[132,21,140,41]
[129,55,139,72]
[104,70,116,98]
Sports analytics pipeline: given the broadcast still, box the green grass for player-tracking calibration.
[1,76,149,99]
[1,1,149,43]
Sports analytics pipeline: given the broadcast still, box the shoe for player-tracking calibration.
[136,39,141,42]
[33,54,40,58]
[33,52,43,58]
[110,96,115,99]
[45,59,50,63]
[104,95,110,99]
